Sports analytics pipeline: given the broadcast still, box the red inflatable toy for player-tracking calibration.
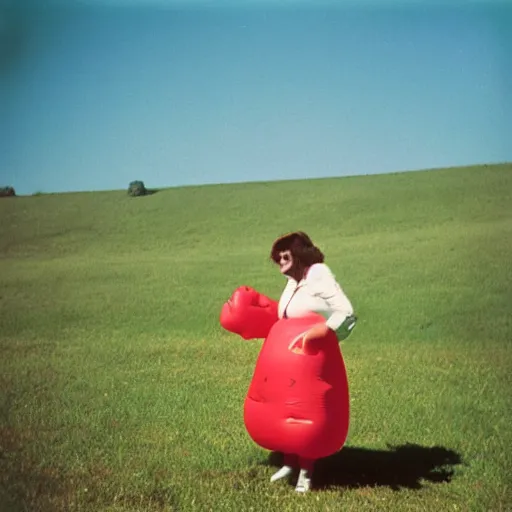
[219,286,279,340]
[220,286,350,460]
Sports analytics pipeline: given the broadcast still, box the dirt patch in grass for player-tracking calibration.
[0,427,75,512]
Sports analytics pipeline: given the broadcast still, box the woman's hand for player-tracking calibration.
[301,323,331,353]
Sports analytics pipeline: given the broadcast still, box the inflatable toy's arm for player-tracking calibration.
[220,286,279,340]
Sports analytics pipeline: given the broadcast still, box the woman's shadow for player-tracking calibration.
[264,443,463,491]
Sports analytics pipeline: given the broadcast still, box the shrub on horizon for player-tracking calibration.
[128,180,147,197]
[0,186,16,198]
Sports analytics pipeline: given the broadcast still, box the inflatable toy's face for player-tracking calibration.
[220,286,279,340]
[226,286,273,310]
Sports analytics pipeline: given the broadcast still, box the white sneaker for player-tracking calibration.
[270,465,293,482]
[295,469,311,493]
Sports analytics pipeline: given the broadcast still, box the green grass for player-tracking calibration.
[1,163,511,511]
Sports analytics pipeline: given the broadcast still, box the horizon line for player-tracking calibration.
[6,161,510,197]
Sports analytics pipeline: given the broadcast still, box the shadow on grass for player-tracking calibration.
[264,443,463,491]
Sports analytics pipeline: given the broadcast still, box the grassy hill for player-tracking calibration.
[1,163,511,511]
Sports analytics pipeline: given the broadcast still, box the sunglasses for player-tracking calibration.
[278,251,292,263]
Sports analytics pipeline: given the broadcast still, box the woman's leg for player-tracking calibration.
[295,457,315,492]
[270,453,297,482]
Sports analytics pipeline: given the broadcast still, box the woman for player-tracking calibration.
[269,231,356,492]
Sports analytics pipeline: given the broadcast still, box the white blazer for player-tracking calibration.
[278,263,354,332]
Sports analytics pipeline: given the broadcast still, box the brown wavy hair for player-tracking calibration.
[270,231,325,267]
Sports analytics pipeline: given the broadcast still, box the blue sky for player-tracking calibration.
[1,0,511,195]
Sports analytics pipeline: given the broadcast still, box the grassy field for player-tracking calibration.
[1,163,511,511]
